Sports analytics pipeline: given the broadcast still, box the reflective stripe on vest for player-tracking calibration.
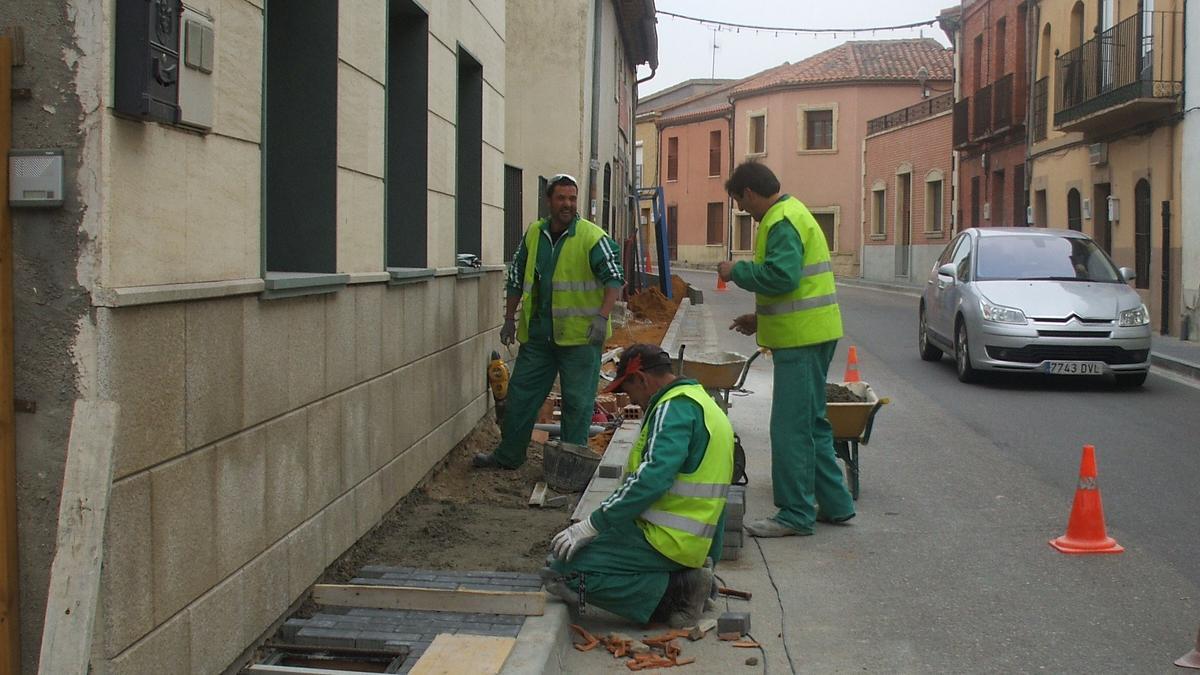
[623,383,735,568]
[641,510,719,538]
[753,196,844,349]
[515,218,610,345]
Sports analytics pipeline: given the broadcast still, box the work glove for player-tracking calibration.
[550,518,599,561]
[586,314,608,346]
[500,317,517,345]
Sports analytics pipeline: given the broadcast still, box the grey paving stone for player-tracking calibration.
[356,630,409,649]
[295,627,356,648]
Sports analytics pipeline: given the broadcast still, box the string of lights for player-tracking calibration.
[656,9,938,38]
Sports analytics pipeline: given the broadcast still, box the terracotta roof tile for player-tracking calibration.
[732,38,953,98]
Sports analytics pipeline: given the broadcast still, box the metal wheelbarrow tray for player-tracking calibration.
[827,381,888,500]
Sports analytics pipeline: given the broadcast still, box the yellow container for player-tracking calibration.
[826,381,880,440]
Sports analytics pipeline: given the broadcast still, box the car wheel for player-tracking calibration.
[955,320,979,383]
[918,306,943,362]
[1115,372,1147,388]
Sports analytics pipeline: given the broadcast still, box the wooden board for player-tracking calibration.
[0,35,18,675]
[311,584,545,616]
[408,634,515,675]
[35,401,119,675]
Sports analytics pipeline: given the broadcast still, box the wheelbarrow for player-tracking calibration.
[671,345,763,413]
[827,381,888,500]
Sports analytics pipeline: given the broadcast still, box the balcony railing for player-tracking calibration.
[867,92,954,135]
[993,73,1014,130]
[972,84,992,138]
[953,97,970,148]
[1032,76,1049,142]
[1055,10,1183,130]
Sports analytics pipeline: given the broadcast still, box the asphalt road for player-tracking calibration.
[673,268,1199,672]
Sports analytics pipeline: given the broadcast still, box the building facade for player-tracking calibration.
[863,94,957,281]
[729,40,954,278]
[951,0,1031,230]
[504,0,657,259]
[1180,0,1199,340]
[1027,0,1185,335]
[0,0,513,671]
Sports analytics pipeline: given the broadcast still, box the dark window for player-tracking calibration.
[1134,179,1151,288]
[706,202,723,244]
[970,176,981,227]
[1012,164,1025,226]
[666,137,679,181]
[666,205,678,259]
[537,176,549,220]
[602,162,612,229]
[873,189,887,236]
[973,35,984,88]
[992,170,1006,225]
[1067,188,1082,231]
[456,47,483,259]
[813,212,836,250]
[736,214,752,250]
[805,110,834,150]
[709,130,721,176]
[503,165,523,261]
[387,1,428,267]
[926,180,943,232]
[995,18,1007,75]
[264,0,338,273]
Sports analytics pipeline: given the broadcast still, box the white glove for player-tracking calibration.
[550,518,599,561]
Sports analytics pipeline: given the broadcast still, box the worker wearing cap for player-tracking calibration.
[543,344,734,627]
[716,161,855,537]
[473,174,624,470]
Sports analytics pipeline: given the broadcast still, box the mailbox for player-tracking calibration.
[114,0,183,124]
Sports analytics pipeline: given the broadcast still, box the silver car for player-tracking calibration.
[918,228,1152,386]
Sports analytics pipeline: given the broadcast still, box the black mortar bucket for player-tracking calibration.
[542,440,600,493]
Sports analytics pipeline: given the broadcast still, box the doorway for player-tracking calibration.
[895,172,912,277]
[1067,188,1082,231]
[1093,183,1112,253]
[666,205,679,260]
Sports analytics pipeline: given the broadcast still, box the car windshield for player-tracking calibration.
[975,234,1122,282]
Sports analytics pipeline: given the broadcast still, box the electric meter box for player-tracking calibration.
[9,150,65,208]
[178,5,215,130]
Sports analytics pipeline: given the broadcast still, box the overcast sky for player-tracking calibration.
[638,1,955,96]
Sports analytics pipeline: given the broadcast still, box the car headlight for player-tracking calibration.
[1119,304,1150,327]
[979,297,1027,324]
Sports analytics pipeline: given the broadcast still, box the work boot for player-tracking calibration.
[666,567,713,629]
[744,517,813,538]
[472,452,515,469]
[539,565,581,608]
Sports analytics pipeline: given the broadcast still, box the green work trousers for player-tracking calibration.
[769,340,855,532]
[494,339,601,468]
[550,520,683,624]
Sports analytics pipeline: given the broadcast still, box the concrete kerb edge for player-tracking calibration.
[499,600,571,675]
[1150,353,1200,382]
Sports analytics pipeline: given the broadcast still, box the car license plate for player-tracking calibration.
[1043,360,1106,375]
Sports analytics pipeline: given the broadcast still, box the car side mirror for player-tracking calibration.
[1118,267,1135,283]
[937,263,957,281]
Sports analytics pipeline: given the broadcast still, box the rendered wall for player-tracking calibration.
[660,117,731,265]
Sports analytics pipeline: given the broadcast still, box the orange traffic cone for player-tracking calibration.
[1049,444,1123,554]
[1177,625,1200,669]
[843,346,861,383]
[716,275,727,292]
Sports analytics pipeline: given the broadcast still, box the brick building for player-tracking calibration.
[947,0,1031,228]
[862,94,956,282]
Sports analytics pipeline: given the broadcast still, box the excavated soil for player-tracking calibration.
[826,383,867,403]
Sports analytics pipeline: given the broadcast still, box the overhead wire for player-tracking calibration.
[656,9,938,36]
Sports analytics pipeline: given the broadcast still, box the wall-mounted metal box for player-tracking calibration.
[113,0,183,124]
[178,4,215,130]
[9,150,65,208]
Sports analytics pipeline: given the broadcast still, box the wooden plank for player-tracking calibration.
[527,481,547,507]
[35,401,119,675]
[311,584,545,616]
[0,35,18,675]
[408,634,515,675]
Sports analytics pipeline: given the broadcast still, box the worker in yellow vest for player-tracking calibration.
[473,174,624,469]
[716,161,856,537]
[544,344,734,627]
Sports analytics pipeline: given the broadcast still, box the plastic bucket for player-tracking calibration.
[542,441,600,493]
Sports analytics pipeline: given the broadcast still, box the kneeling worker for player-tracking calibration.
[545,344,734,627]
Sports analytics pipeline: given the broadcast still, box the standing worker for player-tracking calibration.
[473,174,624,469]
[715,161,855,537]
[544,344,734,627]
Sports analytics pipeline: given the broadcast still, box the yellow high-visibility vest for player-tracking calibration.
[516,218,610,346]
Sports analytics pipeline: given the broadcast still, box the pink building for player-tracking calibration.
[729,40,953,276]
[863,93,956,283]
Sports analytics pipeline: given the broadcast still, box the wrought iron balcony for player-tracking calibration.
[972,84,992,138]
[1032,77,1049,142]
[953,97,970,148]
[993,73,1014,130]
[1054,10,1183,133]
[867,92,954,135]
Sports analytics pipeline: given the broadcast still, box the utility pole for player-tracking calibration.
[710,27,719,78]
